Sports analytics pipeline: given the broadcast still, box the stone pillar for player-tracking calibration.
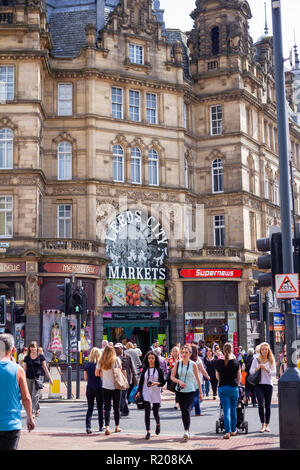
[24,265,41,346]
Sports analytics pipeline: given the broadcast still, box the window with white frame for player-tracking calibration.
[0,66,14,101]
[264,171,269,199]
[0,128,13,169]
[210,105,223,135]
[131,147,142,184]
[183,102,187,129]
[212,158,224,193]
[146,93,157,124]
[112,87,123,119]
[57,142,72,180]
[57,204,72,238]
[214,214,225,246]
[129,90,141,122]
[0,196,13,238]
[129,44,144,65]
[113,145,124,182]
[184,157,189,189]
[148,149,159,185]
[58,83,73,116]
[274,179,279,205]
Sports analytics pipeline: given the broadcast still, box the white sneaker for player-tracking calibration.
[182,431,190,442]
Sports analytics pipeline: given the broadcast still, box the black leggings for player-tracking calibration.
[102,388,121,427]
[176,391,195,431]
[254,384,273,424]
[144,401,160,431]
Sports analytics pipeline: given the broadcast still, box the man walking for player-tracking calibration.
[0,333,35,450]
[114,344,138,417]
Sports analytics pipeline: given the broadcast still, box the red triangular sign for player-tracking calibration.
[278,275,298,293]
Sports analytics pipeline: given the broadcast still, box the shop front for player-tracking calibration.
[181,269,240,353]
[103,209,168,355]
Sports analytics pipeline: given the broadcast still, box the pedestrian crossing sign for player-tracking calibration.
[275,273,299,299]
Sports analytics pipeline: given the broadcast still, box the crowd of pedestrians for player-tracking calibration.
[0,332,288,450]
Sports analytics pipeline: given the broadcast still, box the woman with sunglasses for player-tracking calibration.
[136,351,165,440]
[171,344,202,442]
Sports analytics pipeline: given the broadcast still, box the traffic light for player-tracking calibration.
[56,279,72,315]
[0,295,7,326]
[256,232,283,289]
[72,289,82,315]
[249,289,263,321]
[15,307,25,323]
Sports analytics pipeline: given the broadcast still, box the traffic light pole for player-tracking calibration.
[271,0,300,449]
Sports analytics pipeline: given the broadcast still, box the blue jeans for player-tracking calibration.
[192,389,201,415]
[204,378,210,396]
[218,385,239,434]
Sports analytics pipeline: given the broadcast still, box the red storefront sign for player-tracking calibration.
[0,262,26,273]
[185,333,194,344]
[39,262,100,275]
[234,332,239,357]
[179,269,242,279]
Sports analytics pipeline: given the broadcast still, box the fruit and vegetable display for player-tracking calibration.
[105,279,165,307]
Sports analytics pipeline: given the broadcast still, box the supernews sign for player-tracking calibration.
[178,269,242,279]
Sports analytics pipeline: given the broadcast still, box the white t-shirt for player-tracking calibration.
[98,357,121,390]
[142,368,161,404]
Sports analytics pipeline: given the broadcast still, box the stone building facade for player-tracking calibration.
[1,0,300,357]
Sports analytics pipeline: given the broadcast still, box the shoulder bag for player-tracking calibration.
[246,367,261,386]
[29,357,44,390]
[113,360,129,390]
[166,361,179,393]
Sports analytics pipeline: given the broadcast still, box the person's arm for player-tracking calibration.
[136,370,145,396]
[249,357,257,375]
[198,358,210,380]
[193,363,203,400]
[237,367,241,385]
[17,366,35,431]
[130,356,138,385]
[84,370,88,381]
[42,361,53,385]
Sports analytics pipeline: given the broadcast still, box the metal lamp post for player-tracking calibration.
[271,0,300,450]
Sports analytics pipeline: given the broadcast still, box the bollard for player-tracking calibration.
[48,365,62,399]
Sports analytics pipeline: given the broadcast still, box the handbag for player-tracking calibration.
[113,362,129,390]
[246,368,261,386]
[135,394,145,410]
[29,357,44,390]
[166,362,179,393]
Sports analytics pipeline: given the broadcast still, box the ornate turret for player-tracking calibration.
[187,0,252,77]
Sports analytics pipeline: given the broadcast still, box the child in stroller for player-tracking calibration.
[216,385,248,434]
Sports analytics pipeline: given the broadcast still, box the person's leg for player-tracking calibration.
[264,385,273,427]
[205,379,210,397]
[0,430,21,451]
[180,392,194,432]
[211,379,218,398]
[120,390,127,413]
[95,388,104,430]
[144,401,151,435]
[103,388,112,428]
[86,388,95,431]
[32,380,41,415]
[193,390,201,415]
[254,385,265,430]
[153,403,160,425]
[218,386,231,435]
[112,389,121,428]
[229,387,239,433]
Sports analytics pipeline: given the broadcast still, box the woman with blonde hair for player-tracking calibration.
[167,346,181,409]
[249,342,276,433]
[215,342,241,439]
[84,347,103,434]
[96,345,122,435]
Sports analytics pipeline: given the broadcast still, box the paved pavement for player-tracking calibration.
[17,380,281,451]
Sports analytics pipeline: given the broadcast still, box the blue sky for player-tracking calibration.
[160,0,300,61]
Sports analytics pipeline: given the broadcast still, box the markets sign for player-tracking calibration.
[178,269,242,279]
[105,210,168,307]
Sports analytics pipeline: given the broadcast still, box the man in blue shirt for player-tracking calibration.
[0,333,35,450]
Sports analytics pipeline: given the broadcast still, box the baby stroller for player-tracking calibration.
[216,386,248,434]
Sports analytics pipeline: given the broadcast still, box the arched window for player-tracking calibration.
[113,145,124,182]
[131,147,141,184]
[0,128,13,169]
[212,158,224,193]
[211,27,220,56]
[148,149,159,186]
[58,142,72,180]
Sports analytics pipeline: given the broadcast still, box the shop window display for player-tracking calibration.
[42,310,94,362]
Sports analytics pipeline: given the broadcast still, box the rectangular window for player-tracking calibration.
[57,204,72,238]
[214,214,225,247]
[58,83,73,116]
[0,66,14,101]
[129,44,144,65]
[210,105,222,135]
[129,90,141,122]
[0,196,13,238]
[183,103,187,129]
[146,93,157,124]
[112,87,123,119]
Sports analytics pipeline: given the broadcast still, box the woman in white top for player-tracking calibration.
[96,345,122,435]
[249,342,276,433]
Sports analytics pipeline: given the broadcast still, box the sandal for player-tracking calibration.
[105,429,111,436]
[115,427,122,433]
[223,433,230,439]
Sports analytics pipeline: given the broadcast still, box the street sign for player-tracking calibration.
[291,300,300,315]
[275,273,299,299]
